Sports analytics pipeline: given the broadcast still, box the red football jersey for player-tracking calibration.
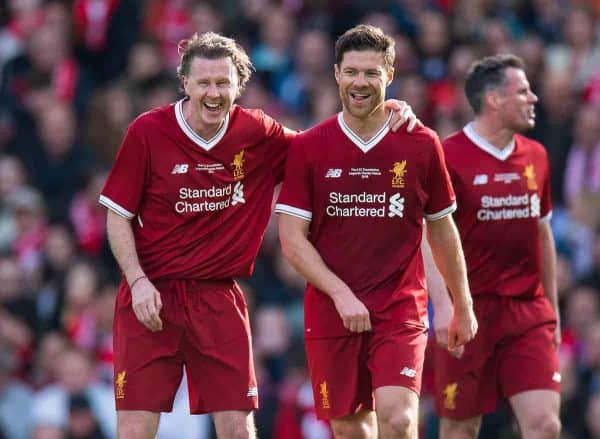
[443,123,552,298]
[276,113,456,337]
[100,99,293,280]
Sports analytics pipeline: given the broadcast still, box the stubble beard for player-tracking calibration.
[341,92,382,120]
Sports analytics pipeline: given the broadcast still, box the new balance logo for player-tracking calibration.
[325,169,342,178]
[388,194,405,218]
[231,181,245,205]
[552,372,561,383]
[400,367,416,378]
[247,387,258,397]
[171,164,189,174]
[473,174,488,185]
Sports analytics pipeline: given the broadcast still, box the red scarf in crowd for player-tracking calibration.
[72,0,120,52]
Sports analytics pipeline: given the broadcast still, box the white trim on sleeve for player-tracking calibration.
[424,201,457,221]
[275,204,312,221]
[98,195,135,220]
[539,210,553,223]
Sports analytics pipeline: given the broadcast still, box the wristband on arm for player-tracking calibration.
[129,275,147,289]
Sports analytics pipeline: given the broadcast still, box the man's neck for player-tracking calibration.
[472,116,515,150]
[342,107,390,141]
[182,100,224,140]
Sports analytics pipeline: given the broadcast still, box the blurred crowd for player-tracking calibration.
[0,0,600,438]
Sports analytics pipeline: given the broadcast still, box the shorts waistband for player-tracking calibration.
[153,278,237,306]
[153,278,235,288]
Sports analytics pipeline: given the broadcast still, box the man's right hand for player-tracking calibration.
[448,302,477,352]
[433,297,464,358]
[333,292,371,333]
[131,278,163,332]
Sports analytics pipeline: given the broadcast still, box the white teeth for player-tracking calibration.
[205,103,220,108]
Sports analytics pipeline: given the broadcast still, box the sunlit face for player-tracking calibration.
[494,67,538,132]
[335,50,393,120]
[182,56,240,136]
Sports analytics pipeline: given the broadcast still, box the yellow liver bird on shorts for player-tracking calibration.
[116,370,127,399]
[443,382,458,410]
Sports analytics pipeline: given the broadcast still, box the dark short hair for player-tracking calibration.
[177,32,254,93]
[464,54,526,114]
[334,24,395,71]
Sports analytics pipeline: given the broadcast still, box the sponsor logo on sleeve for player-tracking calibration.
[390,160,407,188]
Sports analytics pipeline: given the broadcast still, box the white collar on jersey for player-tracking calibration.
[463,122,515,161]
[337,111,393,153]
[174,98,230,151]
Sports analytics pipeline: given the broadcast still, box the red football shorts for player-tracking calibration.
[113,278,258,413]
[435,294,560,419]
[306,324,428,420]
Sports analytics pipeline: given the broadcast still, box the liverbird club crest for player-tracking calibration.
[232,150,245,180]
[390,160,407,188]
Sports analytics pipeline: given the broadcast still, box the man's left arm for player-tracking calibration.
[426,215,478,350]
[539,220,561,347]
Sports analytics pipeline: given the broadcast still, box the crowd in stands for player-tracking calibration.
[0,0,599,437]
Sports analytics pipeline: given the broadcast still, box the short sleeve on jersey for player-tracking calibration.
[275,136,312,221]
[99,122,149,219]
[424,133,456,220]
[260,111,296,184]
[540,149,552,222]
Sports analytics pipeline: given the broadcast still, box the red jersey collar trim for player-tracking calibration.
[337,112,392,153]
[463,122,515,161]
[175,98,230,151]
